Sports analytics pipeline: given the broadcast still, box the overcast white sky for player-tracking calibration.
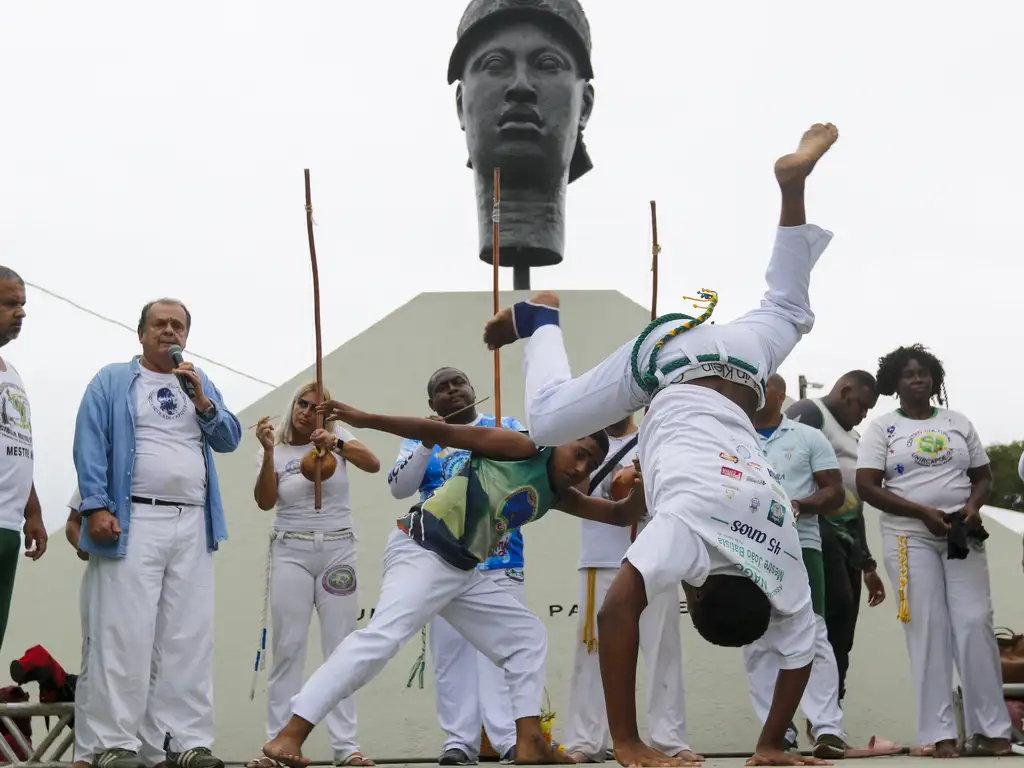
[2,1,1021,531]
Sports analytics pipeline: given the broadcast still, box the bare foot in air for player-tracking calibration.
[483,291,560,350]
[614,741,699,767]
[262,736,310,768]
[774,123,839,187]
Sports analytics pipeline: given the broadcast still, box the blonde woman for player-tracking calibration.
[249,383,380,768]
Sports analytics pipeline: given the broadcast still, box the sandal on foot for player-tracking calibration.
[335,753,375,767]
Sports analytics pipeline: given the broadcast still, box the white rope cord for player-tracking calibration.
[250,529,276,701]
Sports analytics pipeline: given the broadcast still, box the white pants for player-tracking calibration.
[563,568,689,759]
[430,569,525,759]
[743,611,844,741]
[267,533,360,762]
[881,532,1011,745]
[291,530,546,730]
[521,225,832,448]
[75,503,215,764]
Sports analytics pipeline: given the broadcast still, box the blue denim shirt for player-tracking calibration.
[73,356,242,557]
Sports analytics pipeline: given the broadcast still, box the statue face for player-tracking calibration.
[457,21,594,186]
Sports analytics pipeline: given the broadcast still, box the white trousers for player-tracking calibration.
[430,569,525,758]
[75,503,215,764]
[881,532,1011,745]
[562,568,689,759]
[521,225,832,447]
[743,611,844,741]
[291,530,546,729]
[267,533,360,762]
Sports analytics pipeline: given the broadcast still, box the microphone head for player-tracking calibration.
[168,344,184,362]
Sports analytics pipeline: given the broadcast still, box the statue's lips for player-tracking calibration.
[498,122,543,137]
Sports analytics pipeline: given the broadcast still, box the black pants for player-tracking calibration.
[820,519,861,703]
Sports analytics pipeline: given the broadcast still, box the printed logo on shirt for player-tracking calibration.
[749,497,761,514]
[895,464,905,475]
[746,461,762,472]
[722,484,738,500]
[767,467,785,483]
[720,452,739,463]
[767,500,786,527]
[908,430,954,468]
[770,484,785,498]
[886,425,896,436]
[147,386,188,420]
[784,449,794,461]
[283,459,301,475]
[496,486,539,532]
[322,564,357,596]
[506,567,525,583]
[721,466,742,480]
[736,444,752,460]
[0,382,32,449]
[746,476,766,485]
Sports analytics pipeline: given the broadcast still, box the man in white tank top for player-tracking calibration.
[785,371,884,706]
[562,414,693,763]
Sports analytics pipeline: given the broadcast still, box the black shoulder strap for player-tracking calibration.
[588,434,640,495]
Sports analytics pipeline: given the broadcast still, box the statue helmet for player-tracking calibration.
[448,0,595,183]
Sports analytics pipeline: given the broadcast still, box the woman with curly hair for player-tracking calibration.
[855,344,1011,758]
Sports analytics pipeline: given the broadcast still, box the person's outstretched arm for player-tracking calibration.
[316,401,536,462]
[556,476,646,527]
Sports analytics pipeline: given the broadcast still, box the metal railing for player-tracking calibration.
[0,703,74,767]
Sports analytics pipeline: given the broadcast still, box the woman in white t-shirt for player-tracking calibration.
[248,382,381,768]
[856,344,1011,758]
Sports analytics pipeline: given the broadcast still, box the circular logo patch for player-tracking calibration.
[148,386,187,420]
[497,487,538,532]
[322,564,357,596]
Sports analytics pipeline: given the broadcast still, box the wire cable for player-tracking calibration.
[25,280,278,388]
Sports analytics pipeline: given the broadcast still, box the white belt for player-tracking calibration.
[275,529,354,542]
[660,361,765,402]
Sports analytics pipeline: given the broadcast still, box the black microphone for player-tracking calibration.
[168,344,197,399]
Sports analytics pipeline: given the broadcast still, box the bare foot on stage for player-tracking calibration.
[774,123,839,187]
[262,736,310,768]
[514,730,574,764]
[674,750,705,762]
[613,741,700,767]
[483,291,560,350]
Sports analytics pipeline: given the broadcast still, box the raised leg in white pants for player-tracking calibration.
[137,504,215,766]
[563,568,689,760]
[267,535,361,762]
[78,504,212,758]
[521,225,833,447]
[882,533,1011,746]
[743,613,844,740]
[292,531,547,730]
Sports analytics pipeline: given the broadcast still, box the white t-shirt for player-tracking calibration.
[257,424,357,532]
[0,361,34,532]
[857,408,989,538]
[131,369,207,505]
[579,431,642,569]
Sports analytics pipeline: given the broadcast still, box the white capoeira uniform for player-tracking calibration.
[857,409,1011,746]
[517,224,833,669]
[743,419,845,744]
[76,368,217,767]
[563,433,690,760]
[256,425,363,763]
[387,413,526,761]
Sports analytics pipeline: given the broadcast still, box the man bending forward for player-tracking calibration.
[483,124,840,767]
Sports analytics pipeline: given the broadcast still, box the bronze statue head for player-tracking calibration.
[449,0,595,285]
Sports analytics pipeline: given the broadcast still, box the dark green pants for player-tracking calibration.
[0,529,20,654]
[802,547,826,617]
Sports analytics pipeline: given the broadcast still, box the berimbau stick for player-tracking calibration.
[304,169,324,511]
[492,167,502,424]
[632,200,661,542]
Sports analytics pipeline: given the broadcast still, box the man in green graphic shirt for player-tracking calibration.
[263,400,645,768]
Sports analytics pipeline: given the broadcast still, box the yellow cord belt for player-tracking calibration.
[582,568,598,654]
[897,535,910,623]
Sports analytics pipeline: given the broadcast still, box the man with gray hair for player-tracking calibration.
[74,298,241,768]
[0,265,47,655]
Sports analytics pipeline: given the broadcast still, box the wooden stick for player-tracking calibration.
[304,169,324,511]
[492,167,502,424]
[443,396,490,422]
[632,200,661,543]
[246,415,280,431]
